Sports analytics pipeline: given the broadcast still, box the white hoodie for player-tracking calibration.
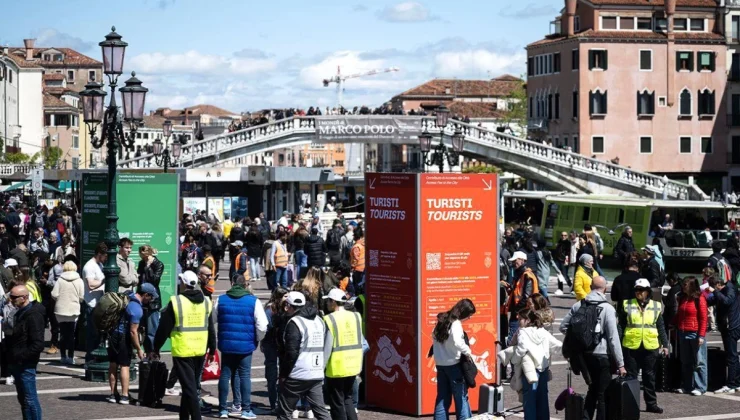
[514,326,563,372]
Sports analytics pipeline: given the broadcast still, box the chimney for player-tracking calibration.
[566,0,577,36]
[23,38,35,61]
[665,0,676,106]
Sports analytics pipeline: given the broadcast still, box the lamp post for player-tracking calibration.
[418,104,464,173]
[79,26,147,381]
[152,120,182,172]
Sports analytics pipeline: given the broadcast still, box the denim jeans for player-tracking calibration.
[145,310,161,354]
[10,364,42,420]
[262,341,279,410]
[84,303,100,362]
[538,277,549,300]
[521,368,549,420]
[433,364,472,420]
[275,267,288,288]
[249,257,260,280]
[219,353,253,413]
[722,328,740,388]
[352,375,360,409]
[679,331,707,393]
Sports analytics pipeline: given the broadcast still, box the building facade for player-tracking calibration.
[527,0,728,189]
[722,0,740,188]
[1,47,44,156]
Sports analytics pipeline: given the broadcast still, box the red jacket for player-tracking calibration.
[675,294,708,337]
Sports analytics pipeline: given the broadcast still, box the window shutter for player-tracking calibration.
[589,92,594,114]
[637,91,641,115]
[710,53,716,72]
[676,52,681,72]
[603,92,608,114]
[589,51,595,70]
[699,90,703,114]
[555,93,560,119]
[711,91,716,114]
[650,93,655,114]
[689,52,694,72]
[603,51,608,70]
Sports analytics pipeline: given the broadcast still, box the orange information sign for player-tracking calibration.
[365,173,499,416]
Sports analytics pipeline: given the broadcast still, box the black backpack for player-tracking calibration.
[328,230,342,249]
[563,300,604,358]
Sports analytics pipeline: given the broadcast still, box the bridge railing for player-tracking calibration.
[426,120,696,200]
[0,163,43,177]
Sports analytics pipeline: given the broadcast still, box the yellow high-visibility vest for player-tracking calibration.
[170,295,212,358]
[622,298,662,350]
[27,281,41,303]
[324,310,363,378]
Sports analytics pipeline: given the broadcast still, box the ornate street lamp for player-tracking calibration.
[152,120,180,172]
[418,105,464,173]
[79,26,147,382]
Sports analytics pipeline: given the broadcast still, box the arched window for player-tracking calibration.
[679,89,692,116]
[698,88,715,116]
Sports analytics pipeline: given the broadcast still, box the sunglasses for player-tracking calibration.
[9,294,27,300]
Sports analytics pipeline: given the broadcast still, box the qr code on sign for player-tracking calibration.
[426,253,441,271]
[369,250,379,267]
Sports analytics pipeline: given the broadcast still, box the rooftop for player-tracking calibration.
[43,93,78,112]
[528,28,725,47]
[587,0,717,6]
[395,76,523,98]
[3,53,43,69]
[8,47,101,68]
[155,104,238,118]
[448,102,506,119]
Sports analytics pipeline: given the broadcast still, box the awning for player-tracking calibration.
[4,181,62,193]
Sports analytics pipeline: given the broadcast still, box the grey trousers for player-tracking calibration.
[277,378,331,420]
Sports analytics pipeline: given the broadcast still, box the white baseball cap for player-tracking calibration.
[3,258,18,268]
[322,288,348,303]
[287,291,306,307]
[634,278,651,290]
[178,271,198,287]
[508,251,528,262]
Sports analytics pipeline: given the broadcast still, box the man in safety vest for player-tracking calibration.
[323,288,365,420]
[152,269,216,420]
[271,231,290,288]
[350,228,365,295]
[277,291,331,420]
[618,278,669,414]
[503,251,539,346]
[201,245,217,296]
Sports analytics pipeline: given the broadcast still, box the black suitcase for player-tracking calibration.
[138,360,168,407]
[655,354,681,392]
[708,347,727,392]
[606,377,640,420]
[564,367,585,420]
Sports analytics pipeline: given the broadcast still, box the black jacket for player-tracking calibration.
[279,303,319,379]
[614,234,635,266]
[723,247,740,280]
[259,220,271,241]
[138,258,165,310]
[153,289,216,356]
[5,211,21,237]
[304,235,327,268]
[576,242,596,261]
[9,302,46,366]
[0,232,17,260]
[326,227,344,266]
[611,270,641,308]
[518,241,538,272]
[663,284,682,328]
[230,225,245,243]
[709,281,740,333]
[554,239,571,263]
[245,230,263,258]
[642,257,663,288]
[10,247,29,267]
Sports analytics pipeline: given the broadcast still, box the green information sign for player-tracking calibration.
[82,172,180,350]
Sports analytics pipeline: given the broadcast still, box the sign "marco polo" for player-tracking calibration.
[315,116,423,143]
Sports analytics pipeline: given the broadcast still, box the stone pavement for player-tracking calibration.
[3,265,740,419]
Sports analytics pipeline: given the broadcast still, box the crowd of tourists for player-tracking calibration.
[0,196,369,420]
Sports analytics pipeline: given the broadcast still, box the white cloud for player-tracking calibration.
[434,49,526,77]
[377,2,438,23]
[129,50,277,76]
[32,28,94,52]
[500,3,558,19]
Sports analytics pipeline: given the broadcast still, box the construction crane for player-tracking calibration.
[323,66,400,108]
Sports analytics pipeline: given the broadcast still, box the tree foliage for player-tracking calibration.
[462,165,501,174]
[2,152,32,164]
[500,74,527,136]
[41,146,63,169]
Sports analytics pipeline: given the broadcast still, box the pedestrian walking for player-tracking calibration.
[50,260,84,365]
[553,231,572,295]
[138,244,164,354]
[573,254,596,301]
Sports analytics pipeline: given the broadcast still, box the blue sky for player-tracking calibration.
[2,0,559,113]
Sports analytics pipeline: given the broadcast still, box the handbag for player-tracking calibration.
[201,351,221,381]
[460,332,478,388]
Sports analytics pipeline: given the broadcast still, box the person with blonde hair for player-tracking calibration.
[294,267,323,307]
[138,244,164,353]
[51,259,84,364]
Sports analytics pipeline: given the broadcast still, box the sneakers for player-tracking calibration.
[218,412,229,419]
[675,388,686,394]
[715,386,736,394]
[118,395,130,405]
[690,389,704,396]
[241,411,257,419]
[46,345,59,354]
[298,410,314,418]
[554,289,564,296]
[106,394,117,404]
[165,388,181,396]
[292,410,300,419]
[67,357,76,366]
[228,404,242,414]
[3,376,14,386]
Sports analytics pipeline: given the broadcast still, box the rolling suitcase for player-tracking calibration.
[564,368,585,420]
[477,383,504,415]
[606,377,640,420]
[138,360,169,407]
[708,347,727,392]
[655,354,681,392]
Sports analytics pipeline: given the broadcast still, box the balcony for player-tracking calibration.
[527,118,548,132]
[728,113,740,127]
[728,0,740,7]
